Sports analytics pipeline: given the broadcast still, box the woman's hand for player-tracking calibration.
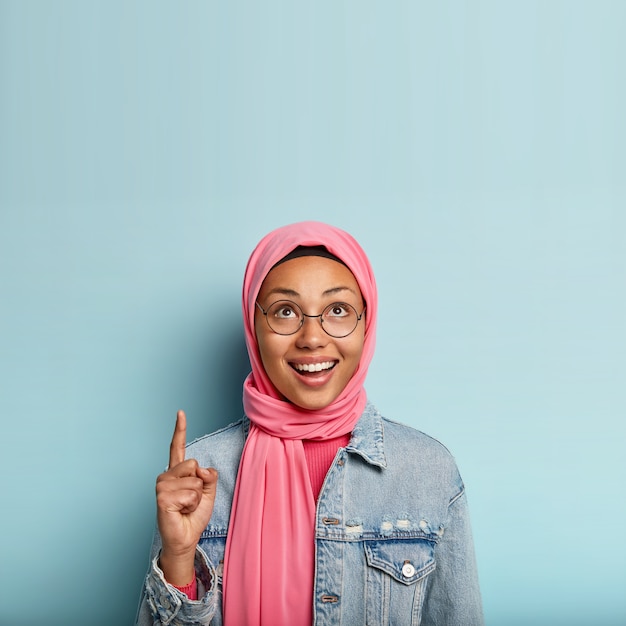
[156,410,218,586]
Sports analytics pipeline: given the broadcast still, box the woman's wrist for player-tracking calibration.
[159,547,197,587]
[172,570,198,600]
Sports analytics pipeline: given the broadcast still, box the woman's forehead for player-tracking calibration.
[258,255,362,301]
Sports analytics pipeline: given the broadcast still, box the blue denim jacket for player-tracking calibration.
[136,403,483,625]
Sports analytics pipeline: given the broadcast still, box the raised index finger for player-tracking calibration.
[168,409,187,469]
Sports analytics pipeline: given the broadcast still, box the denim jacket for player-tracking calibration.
[136,403,483,625]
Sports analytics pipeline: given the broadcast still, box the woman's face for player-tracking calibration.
[255,255,366,411]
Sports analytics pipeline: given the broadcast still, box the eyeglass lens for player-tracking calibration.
[264,300,359,338]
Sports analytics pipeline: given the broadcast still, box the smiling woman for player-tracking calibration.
[135,221,484,626]
[255,254,366,410]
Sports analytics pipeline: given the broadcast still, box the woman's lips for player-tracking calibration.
[289,360,337,386]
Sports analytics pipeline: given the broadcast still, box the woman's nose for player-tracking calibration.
[295,314,328,348]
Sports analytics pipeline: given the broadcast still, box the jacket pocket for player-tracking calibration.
[364,539,436,626]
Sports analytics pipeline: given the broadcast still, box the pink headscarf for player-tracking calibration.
[222,221,377,625]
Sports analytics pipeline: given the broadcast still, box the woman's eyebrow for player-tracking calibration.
[322,286,358,297]
[265,287,300,298]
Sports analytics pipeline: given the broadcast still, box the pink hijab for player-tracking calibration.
[222,221,377,625]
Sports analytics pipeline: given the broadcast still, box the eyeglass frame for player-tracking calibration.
[255,299,366,338]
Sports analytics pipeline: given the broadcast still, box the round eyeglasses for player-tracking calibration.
[256,300,365,338]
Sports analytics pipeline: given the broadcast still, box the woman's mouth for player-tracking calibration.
[289,361,338,386]
[291,361,336,374]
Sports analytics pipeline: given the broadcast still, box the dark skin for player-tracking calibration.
[156,410,218,586]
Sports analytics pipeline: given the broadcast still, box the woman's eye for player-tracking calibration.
[327,304,349,317]
[276,306,296,319]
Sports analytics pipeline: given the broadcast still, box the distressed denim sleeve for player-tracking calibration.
[421,489,484,626]
[135,544,219,626]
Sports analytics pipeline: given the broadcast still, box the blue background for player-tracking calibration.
[1,2,624,624]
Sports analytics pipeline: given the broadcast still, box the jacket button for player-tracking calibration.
[402,562,416,578]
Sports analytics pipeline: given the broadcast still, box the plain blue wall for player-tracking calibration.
[1,2,625,624]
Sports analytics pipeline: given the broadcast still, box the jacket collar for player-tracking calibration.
[242,401,387,469]
[345,401,387,469]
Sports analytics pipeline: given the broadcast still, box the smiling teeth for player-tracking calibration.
[294,361,335,372]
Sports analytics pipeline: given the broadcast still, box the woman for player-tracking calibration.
[136,221,483,625]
